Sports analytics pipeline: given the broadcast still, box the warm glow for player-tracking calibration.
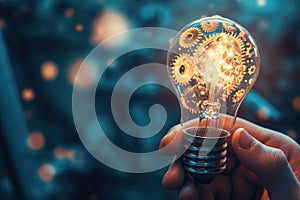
[90,11,128,45]
[75,24,84,32]
[27,131,45,150]
[257,0,266,6]
[41,61,58,80]
[64,8,74,18]
[38,164,56,182]
[22,88,34,101]
[54,147,75,159]
[292,97,300,111]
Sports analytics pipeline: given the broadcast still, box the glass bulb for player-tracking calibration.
[166,15,260,184]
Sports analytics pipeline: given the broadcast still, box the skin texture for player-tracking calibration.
[159,117,300,200]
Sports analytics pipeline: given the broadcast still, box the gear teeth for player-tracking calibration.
[179,27,202,48]
[201,20,219,32]
[170,54,195,86]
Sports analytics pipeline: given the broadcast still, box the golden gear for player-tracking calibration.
[201,21,218,32]
[194,32,246,97]
[179,27,202,48]
[222,22,237,32]
[181,85,209,114]
[248,65,256,75]
[170,54,195,86]
[245,42,255,58]
[232,89,245,103]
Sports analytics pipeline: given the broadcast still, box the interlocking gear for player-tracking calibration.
[181,85,209,114]
[232,89,245,103]
[194,32,246,97]
[179,27,202,48]
[222,22,237,32]
[201,20,218,32]
[170,54,195,86]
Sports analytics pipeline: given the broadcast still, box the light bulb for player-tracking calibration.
[166,16,260,184]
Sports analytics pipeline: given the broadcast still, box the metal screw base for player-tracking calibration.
[182,129,229,184]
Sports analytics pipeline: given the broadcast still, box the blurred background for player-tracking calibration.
[0,0,300,199]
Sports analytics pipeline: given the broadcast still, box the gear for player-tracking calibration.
[179,27,202,48]
[170,54,195,86]
[181,85,209,114]
[222,22,237,32]
[248,65,256,75]
[245,42,255,58]
[232,89,245,103]
[201,21,218,32]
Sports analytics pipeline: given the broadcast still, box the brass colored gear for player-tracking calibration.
[181,85,209,114]
[170,54,195,86]
[232,89,245,103]
[248,65,256,75]
[245,42,255,58]
[201,21,218,32]
[179,27,202,48]
[222,22,237,32]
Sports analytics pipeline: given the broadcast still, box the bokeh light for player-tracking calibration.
[40,61,58,81]
[38,164,56,182]
[22,88,34,101]
[54,147,74,159]
[27,131,45,150]
[292,96,300,111]
[90,11,128,45]
[64,8,74,18]
[75,24,84,32]
[257,0,266,7]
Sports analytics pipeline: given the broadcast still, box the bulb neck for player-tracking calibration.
[182,128,229,184]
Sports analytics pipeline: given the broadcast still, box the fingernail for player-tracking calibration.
[236,128,253,149]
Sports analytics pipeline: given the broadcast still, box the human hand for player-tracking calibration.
[160,117,300,200]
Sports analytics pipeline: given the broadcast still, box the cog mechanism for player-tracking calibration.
[170,54,195,86]
[222,22,237,32]
[193,32,246,97]
[248,65,256,75]
[181,85,209,114]
[232,89,245,103]
[179,27,202,48]
[201,21,218,32]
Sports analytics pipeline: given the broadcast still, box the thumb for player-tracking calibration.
[232,128,300,200]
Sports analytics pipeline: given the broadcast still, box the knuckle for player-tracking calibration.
[268,148,288,169]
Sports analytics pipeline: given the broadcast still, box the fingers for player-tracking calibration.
[232,128,300,200]
[179,175,200,200]
[232,165,263,200]
[162,159,185,190]
[178,175,231,200]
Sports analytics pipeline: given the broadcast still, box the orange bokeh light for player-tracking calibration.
[41,61,58,81]
[27,131,45,150]
[64,8,74,18]
[292,96,300,111]
[90,11,128,45]
[38,164,56,182]
[22,88,34,101]
[75,24,84,32]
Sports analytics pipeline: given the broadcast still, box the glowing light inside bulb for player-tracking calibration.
[167,16,260,114]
